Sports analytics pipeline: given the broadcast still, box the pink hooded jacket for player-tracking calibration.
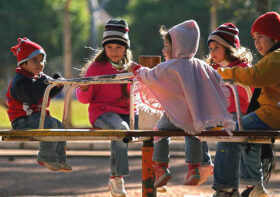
[134,20,235,134]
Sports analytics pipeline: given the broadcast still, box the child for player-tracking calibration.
[6,38,71,172]
[130,20,235,188]
[206,23,253,119]
[76,19,135,197]
[212,12,280,197]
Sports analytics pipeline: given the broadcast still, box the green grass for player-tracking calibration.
[0,99,91,128]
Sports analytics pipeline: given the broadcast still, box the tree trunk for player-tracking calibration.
[88,0,98,48]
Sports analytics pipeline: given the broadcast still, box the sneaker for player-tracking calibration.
[184,166,200,185]
[184,164,213,186]
[154,166,171,188]
[157,185,167,193]
[37,160,60,171]
[108,176,127,197]
[213,189,241,197]
[241,186,268,197]
[59,162,72,172]
[197,164,214,185]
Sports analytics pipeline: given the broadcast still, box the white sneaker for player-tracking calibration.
[108,176,127,197]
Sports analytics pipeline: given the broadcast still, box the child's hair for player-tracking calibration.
[205,45,253,66]
[206,23,253,65]
[159,25,172,45]
[81,47,133,77]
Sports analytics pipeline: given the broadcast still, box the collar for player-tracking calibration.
[266,42,280,55]
[16,67,42,78]
[218,60,230,68]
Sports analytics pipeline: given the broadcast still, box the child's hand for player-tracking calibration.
[128,61,142,75]
[79,85,89,91]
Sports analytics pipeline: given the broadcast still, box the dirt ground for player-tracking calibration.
[0,153,280,197]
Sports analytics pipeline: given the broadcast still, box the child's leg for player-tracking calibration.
[184,135,213,186]
[153,114,178,187]
[94,112,130,176]
[39,115,61,163]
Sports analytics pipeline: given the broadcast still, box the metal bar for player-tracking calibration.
[224,79,243,130]
[39,84,56,129]
[62,85,76,127]
[130,81,135,129]
[2,136,122,141]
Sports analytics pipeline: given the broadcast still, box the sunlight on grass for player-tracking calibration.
[0,99,91,128]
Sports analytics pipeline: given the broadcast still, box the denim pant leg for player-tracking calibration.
[213,112,270,190]
[239,113,271,186]
[12,113,58,162]
[39,115,66,162]
[185,136,212,165]
[152,114,179,163]
[52,118,67,163]
[94,112,130,176]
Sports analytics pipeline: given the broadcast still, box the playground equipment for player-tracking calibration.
[0,56,279,197]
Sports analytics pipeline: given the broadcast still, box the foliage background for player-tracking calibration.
[0,0,279,127]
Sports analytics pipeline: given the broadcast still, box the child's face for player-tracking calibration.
[105,43,126,63]
[162,38,172,60]
[253,32,277,56]
[208,41,226,64]
[21,54,45,75]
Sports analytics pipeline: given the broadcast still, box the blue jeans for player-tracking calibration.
[213,112,271,190]
[153,114,212,165]
[94,112,138,176]
[12,112,66,162]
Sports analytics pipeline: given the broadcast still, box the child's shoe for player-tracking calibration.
[241,186,268,197]
[154,163,171,188]
[157,185,167,193]
[197,164,213,185]
[59,162,72,172]
[184,163,213,186]
[108,176,127,197]
[213,189,241,197]
[37,160,60,171]
[184,163,200,186]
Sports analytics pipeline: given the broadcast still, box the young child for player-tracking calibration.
[212,12,280,197]
[130,20,235,188]
[6,38,71,172]
[206,23,253,119]
[76,19,135,197]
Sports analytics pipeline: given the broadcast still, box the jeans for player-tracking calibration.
[12,112,66,162]
[153,114,212,165]
[94,112,138,176]
[213,112,271,190]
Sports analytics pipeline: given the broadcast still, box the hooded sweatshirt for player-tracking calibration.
[134,20,235,134]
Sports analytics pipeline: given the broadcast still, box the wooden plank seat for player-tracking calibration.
[0,129,279,144]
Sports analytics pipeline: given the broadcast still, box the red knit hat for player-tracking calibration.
[11,38,46,66]
[251,12,280,41]
[208,23,240,48]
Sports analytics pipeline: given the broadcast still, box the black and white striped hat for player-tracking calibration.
[102,19,130,48]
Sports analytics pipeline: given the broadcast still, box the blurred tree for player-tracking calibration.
[0,0,90,94]
[124,0,210,60]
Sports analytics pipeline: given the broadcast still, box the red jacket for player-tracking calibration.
[76,61,130,126]
[213,60,253,114]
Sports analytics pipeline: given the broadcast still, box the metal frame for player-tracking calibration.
[39,73,135,130]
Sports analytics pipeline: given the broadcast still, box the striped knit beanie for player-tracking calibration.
[208,23,240,48]
[102,19,130,48]
[11,38,46,66]
[251,12,280,41]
